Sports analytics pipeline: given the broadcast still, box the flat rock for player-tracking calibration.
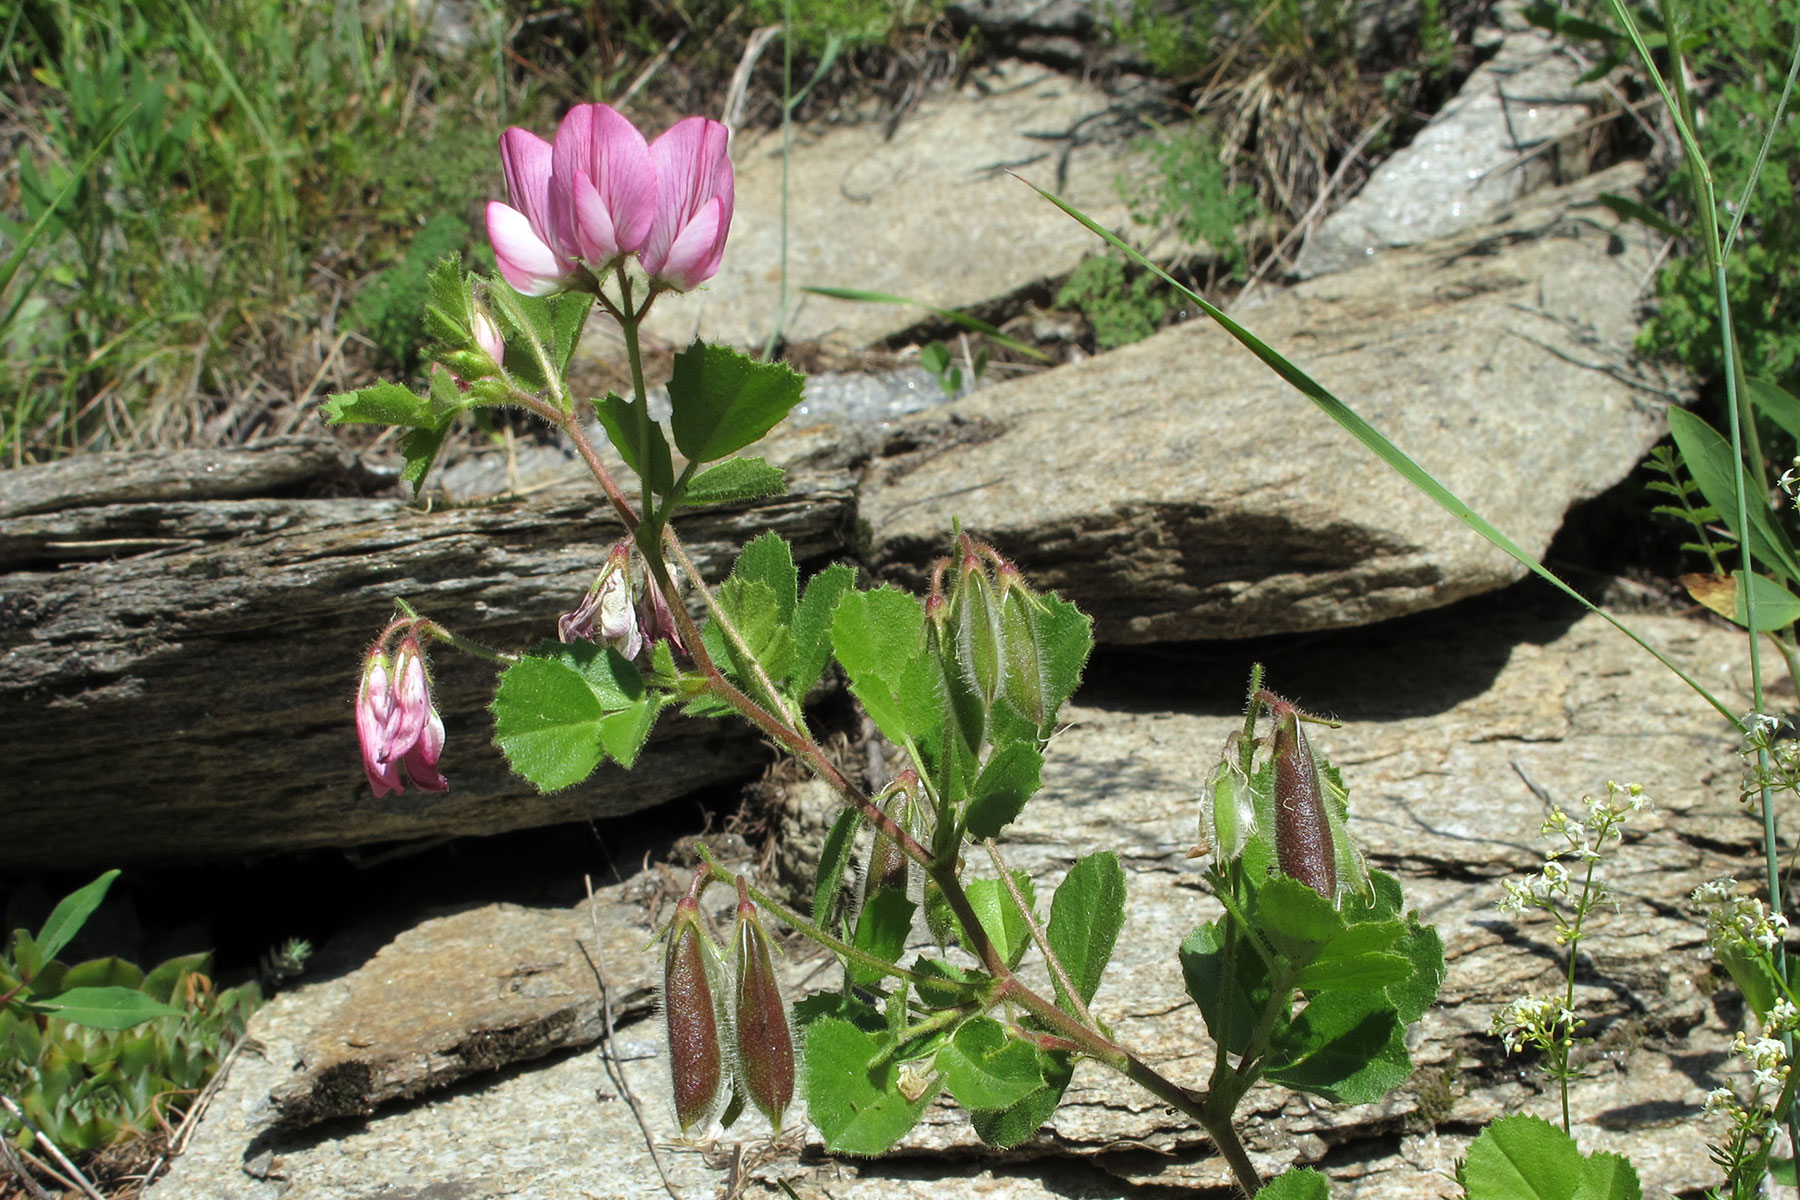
[643,60,1157,354]
[860,162,1682,644]
[148,602,1767,1198]
[1295,4,1604,278]
[0,446,855,869]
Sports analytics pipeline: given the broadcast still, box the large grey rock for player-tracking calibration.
[147,605,1764,1198]
[1295,3,1604,278]
[0,440,855,869]
[861,162,1682,644]
[643,60,1157,354]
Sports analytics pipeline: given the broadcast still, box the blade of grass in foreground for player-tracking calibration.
[803,286,1051,363]
[1024,176,1741,729]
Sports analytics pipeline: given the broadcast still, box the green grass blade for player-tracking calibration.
[0,106,134,304]
[1023,175,1741,728]
[803,286,1051,363]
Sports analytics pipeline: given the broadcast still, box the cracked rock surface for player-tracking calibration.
[147,603,1766,1198]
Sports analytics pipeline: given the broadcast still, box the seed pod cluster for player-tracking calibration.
[926,534,1057,753]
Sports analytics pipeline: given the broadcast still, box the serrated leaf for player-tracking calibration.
[715,576,796,685]
[964,874,1035,969]
[830,587,943,746]
[1257,875,1347,963]
[426,256,473,335]
[597,693,662,768]
[322,381,431,427]
[1293,950,1411,991]
[35,871,119,964]
[1264,990,1408,1104]
[966,743,1044,839]
[734,533,799,626]
[913,958,980,1006]
[1571,1152,1641,1200]
[1385,917,1444,1025]
[1033,592,1093,722]
[1459,1114,1584,1200]
[668,340,805,462]
[936,1018,1043,1110]
[488,278,558,393]
[592,392,676,495]
[685,456,788,506]
[813,808,862,928]
[1046,851,1125,1010]
[850,890,916,987]
[792,564,856,701]
[968,1050,1072,1149]
[401,423,451,493]
[1255,1168,1331,1200]
[491,643,650,791]
[804,1017,936,1155]
[33,986,184,1030]
[546,291,593,378]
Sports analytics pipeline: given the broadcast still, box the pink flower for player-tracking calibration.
[485,105,658,296]
[640,117,734,292]
[356,631,448,797]
[472,308,504,366]
[638,562,687,656]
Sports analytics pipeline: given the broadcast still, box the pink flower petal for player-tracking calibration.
[551,104,655,268]
[643,117,733,288]
[651,197,726,292]
[486,202,569,296]
[499,127,556,244]
[571,167,623,264]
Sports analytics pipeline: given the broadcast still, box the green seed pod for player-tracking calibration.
[731,880,795,1131]
[1201,754,1257,864]
[663,896,728,1132]
[862,792,913,905]
[1267,697,1336,898]
[999,579,1048,728]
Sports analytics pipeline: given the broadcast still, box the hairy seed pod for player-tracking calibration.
[663,896,727,1132]
[1268,697,1336,898]
[731,880,795,1130]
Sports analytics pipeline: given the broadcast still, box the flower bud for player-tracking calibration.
[357,627,449,797]
[472,307,505,367]
[731,879,795,1130]
[663,895,728,1132]
[999,580,1050,729]
[1200,753,1258,864]
[1266,696,1335,898]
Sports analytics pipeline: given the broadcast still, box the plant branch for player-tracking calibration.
[982,838,1098,1032]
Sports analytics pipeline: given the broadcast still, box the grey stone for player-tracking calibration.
[1296,5,1605,278]
[642,60,1160,354]
[0,448,855,869]
[149,605,1763,1198]
[860,162,1683,644]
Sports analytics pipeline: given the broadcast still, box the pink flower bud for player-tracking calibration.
[472,308,504,367]
[640,117,733,292]
[663,895,728,1132]
[731,879,794,1131]
[1266,695,1334,898]
[356,630,448,797]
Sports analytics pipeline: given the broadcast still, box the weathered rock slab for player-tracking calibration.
[1295,3,1604,278]
[643,60,1157,354]
[148,605,1766,1197]
[861,162,1682,644]
[0,442,854,869]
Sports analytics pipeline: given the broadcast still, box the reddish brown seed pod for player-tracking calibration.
[1267,696,1336,899]
[663,895,727,1132]
[731,878,795,1130]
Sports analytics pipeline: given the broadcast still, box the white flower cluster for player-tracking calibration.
[1780,457,1800,499]
[1733,1030,1790,1092]
[1737,712,1800,808]
[1692,878,1791,955]
[1495,784,1650,919]
[1489,994,1579,1055]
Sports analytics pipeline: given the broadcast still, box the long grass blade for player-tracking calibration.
[1024,174,1741,727]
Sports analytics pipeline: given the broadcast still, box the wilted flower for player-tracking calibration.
[640,117,734,292]
[637,560,687,656]
[559,542,643,658]
[356,629,448,797]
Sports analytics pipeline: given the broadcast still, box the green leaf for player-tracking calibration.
[813,809,862,928]
[1031,592,1093,725]
[830,587,943,746]
[964,874,1036,969]
[1747,377,1800,442]
[1459,1114,1584,1200]
[966,743,1044,839]
[1293,951,1412,991]
[1519,1,1621,42]
[804,1017,936,1155]
[1257,875,1347,964]
[1255,1168,1331,1200]
[1381,918,1445,1026]
[322,381,430,427]
[546,291,594,378]
[734,533,799,626]
[488,279,561,396]
[1684,570,1800,631]
[1046,852,1125,1010]
[597,692,662,768]
[668,341,805,463]
[968,1050,1073,1148]
[1264,990,1408,1104]
[491,642,652,791]
[1668,406,1800,586]
[425,256,474,339]
[714,577,796,685]
[1181,918,1280,1057]
[792,564,857,701]
[36,871,119,964]
[1595,193,1682,240]
[400,423,452,493]
[850,890,916,987]
[936,1017,1044,1110]
[32,986,183,1030]
[592,392,676,495]
[912,958,980,1006]
[141,952,212,1005]
[59,957,144,992]
[1571,1153,1642,1200]
[684,457,788,506]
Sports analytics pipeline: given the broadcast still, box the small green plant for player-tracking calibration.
[1056,254,1170,349]
[919,338,988,398]
[348,213,482,371]
[0,871,259,1161]
[1131,123,1264,282]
